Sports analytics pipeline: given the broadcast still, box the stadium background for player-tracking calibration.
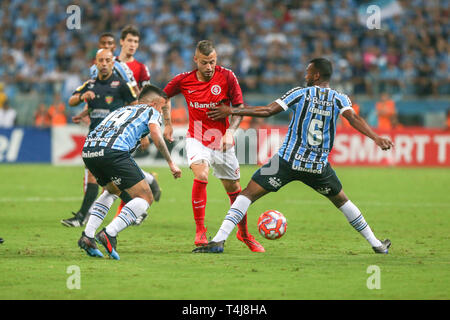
[0,0,450,302]
[0,0,448,166]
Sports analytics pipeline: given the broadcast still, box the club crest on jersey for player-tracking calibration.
[105,96,114,104]
[211,85,221,95]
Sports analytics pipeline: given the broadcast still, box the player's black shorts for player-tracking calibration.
[251,155,342,197]
[82,147,144,191]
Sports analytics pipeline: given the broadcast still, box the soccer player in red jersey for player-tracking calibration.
[118,25,151,91]
[163,40,264,252]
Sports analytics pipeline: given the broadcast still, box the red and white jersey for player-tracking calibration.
[126,59,151,89]
[164,66,244,149]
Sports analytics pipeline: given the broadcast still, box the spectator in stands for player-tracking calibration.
[338,96,361,129]
[170,98,188,126]
[433,61,450,96]
[47,93,67,126]
[0,100,17,128]
[376,92,398,130]
[446,109,450,131]
[34,103,51,128]
[1,0,449,123]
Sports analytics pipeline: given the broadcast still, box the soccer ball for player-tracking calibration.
[257,210,287,240]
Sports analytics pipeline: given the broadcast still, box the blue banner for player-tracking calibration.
[0,127,51,163]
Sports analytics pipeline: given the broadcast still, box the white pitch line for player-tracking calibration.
[0,196,448,208]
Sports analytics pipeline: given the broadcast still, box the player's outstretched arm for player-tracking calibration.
[207,101,284,120]
[162,100,174,142]
[149,123,181,179]
[342,109,394,150]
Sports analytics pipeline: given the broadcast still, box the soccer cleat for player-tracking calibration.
[194,228,208,247]
[236,230,265,252]
[192,240,225,253]
[61,211,89,227]
[95,228,120,260]
[372,239,391,254]
[149,172,161,202]
[78,232,104,258]
[0,238,4,244]
[134,213,148,226]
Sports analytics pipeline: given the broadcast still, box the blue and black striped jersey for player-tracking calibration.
[276,86,353,173]
[84,104,162,153]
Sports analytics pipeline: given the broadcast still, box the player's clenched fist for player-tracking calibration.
[375,136,394,151]
[169,163,182,179]
[81,90,96,101]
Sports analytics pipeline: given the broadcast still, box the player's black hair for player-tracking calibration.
[196,40,215,56]
[99,32,115,40]
[139,84,168,101]
[310,58,333,81]
[120,25,140,40]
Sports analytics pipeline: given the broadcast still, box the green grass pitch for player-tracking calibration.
[0,164,449,300]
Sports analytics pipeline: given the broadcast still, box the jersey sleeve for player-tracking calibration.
[163,74,183,98]
[89,64,97,79]
[120,80,138,103]
[73,80,91,95]
[275,87,305,111]
[115,61,137,88]
[334,92,353,114]
[148,108,162,126]
[140,64,151,87]
[226,69,244,106]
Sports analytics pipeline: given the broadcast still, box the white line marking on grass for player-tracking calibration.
[0,196,82,202]
[0,196,448,208]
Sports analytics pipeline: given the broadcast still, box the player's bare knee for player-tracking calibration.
[191,162,209,181]
[328,190,349,208]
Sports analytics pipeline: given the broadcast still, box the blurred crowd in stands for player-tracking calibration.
[0,0,448,127]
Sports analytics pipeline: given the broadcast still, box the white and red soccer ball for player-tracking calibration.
[257,210,287,240]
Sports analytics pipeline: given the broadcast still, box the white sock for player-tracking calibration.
[142,171,154,184]
[84,191,118,238]
[339,200,382,247]
[212,195,252,242]
[106,197,149,236]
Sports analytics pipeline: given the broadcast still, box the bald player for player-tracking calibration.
[61,49,137,227]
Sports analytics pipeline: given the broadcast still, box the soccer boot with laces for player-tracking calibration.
[134,213,148,226]
[236,230,265,252]
[194,227,208,247]
[95,228,120,260]
[372,239,391,254]
[192,240,225,253]
[78,232,104,258]
[61,211,90,227]
[149,172,161,202]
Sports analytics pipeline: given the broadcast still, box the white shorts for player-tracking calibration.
[185,137,240,180]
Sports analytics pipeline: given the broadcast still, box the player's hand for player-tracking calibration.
[164,124,174,143]
[72,114,82,123]
[375,136,394,150]
[207,103,232,120]
[81,91,95,101]
[169,163,182,179]
[221,130,235,151]
[140,136,150,150]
